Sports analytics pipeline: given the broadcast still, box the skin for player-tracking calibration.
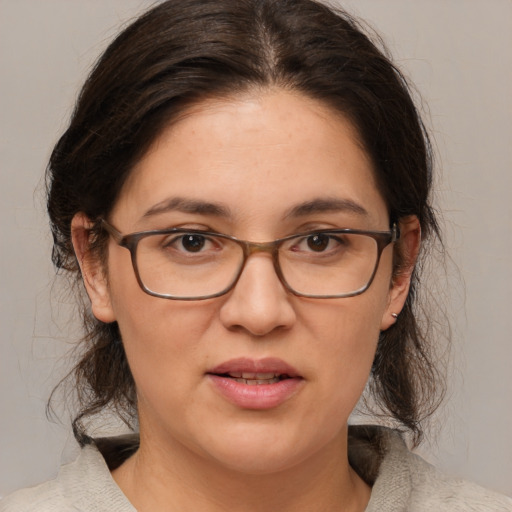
[72,89,420,512]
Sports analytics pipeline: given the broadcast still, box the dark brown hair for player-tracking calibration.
[48,0,444,445]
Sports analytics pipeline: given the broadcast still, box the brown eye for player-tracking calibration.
[181,234,206,252]
[306,234,330,252]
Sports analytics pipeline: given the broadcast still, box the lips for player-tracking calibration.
[206,357,304,409]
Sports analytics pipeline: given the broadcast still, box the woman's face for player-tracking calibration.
[77,89,414,474]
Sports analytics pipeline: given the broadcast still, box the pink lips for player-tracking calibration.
[206,357,304,410]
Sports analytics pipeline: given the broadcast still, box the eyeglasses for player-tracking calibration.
[100,219,399,300]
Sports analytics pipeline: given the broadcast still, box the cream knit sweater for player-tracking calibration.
[2,426,511,511]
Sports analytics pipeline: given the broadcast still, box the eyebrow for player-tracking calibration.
[142,197,232,219]
[284,197,369,219]
[142,196,368,222]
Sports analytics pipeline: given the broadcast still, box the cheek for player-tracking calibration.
[114,301,220,444]
[299,282,390,403]
[274,298,383,456]
[302,284,388,360]
[107,245,215,354]
[107,253,217,404]
[114,299,215,369]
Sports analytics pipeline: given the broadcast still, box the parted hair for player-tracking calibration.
[47,0,445,446]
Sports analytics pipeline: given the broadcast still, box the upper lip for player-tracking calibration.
[207,357,301,378]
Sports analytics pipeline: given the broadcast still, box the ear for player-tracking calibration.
[71,213,116,323]
[380,215,421,331]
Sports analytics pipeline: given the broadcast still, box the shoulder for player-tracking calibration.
[0,479,69,512]
[348,425,512,512]
[405,450,512,511]
[0,457,79,512]
[0,438,137,512]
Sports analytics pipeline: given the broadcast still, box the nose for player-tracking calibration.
[219,253,296,336]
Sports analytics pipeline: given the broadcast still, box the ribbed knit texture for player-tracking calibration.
[1,443,135,512]
[2,426,511,511]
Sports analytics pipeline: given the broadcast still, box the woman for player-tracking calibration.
[2,0,511,510]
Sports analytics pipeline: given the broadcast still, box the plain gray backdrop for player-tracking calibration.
[1,0,511,498]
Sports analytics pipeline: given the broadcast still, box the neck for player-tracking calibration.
[112,425,370,512]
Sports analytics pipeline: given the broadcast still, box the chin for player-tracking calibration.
[191,420,342,476]
[205,443,307,475]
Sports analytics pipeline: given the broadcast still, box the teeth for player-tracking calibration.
[227,372,279,380]
[224,371,283,384]
[234,377,280,385]
[222,371,291,384]
[243,372,277,379]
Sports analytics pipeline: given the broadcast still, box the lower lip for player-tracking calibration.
[207,375,304,410]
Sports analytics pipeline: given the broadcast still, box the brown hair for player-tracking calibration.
[48,0,445,446]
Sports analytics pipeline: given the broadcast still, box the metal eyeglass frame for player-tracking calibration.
[100,218,400,301]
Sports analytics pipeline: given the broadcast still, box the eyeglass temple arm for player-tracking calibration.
[100,218,124,242]
[391,223,400,242]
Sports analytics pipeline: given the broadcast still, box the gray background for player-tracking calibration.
[1,0,511,497]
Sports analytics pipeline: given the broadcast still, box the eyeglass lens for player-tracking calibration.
[133,231,381,299]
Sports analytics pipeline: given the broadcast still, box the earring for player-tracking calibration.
[391,313,398,320]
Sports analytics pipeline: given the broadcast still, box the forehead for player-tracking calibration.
[112,89,388,231]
